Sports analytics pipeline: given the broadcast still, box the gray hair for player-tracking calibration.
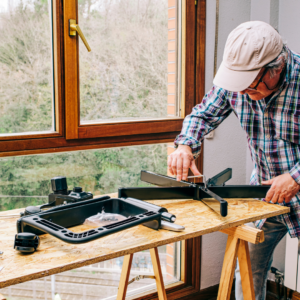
[265,46,288,78]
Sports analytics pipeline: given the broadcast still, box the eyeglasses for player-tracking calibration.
[246,68,281,92]
[246,68,269,91]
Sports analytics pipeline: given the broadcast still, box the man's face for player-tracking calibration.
[239,67,283,101]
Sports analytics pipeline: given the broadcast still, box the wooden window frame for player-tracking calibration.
[0,0,201,158]
[0,0,205,162]
[0,0,207,298]
[0,0,64,143]
[63,0,184,140]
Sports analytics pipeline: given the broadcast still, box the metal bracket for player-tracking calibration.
[128,274,156,285]
[187,174,207,189]
[118,169,271,218]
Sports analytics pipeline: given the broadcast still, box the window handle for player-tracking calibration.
[69,19,91,52]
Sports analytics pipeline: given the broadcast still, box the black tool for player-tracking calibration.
[118,168,271,217]
[21,176,93,216]
[17,196,162,244]
[14,232,40,253]
[47,176,93,206]
[16,174,182,246]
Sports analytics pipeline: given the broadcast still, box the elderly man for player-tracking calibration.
[168,21,300,299]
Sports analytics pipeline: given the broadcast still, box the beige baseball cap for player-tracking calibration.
[213,21,283,92]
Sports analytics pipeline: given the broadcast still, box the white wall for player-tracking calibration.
[200,0,300,289]
[278,0,300,51]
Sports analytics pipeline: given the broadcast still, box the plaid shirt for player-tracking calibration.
[175,46,300,238]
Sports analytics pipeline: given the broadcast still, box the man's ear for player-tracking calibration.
[277,60,286,74]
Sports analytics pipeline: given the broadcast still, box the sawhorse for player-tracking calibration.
[117,225,264,300]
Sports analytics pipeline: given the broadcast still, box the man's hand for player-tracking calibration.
[262,173,300,204]
[168,145,201,181]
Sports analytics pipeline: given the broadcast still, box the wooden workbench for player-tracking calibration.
[0,196,289,299]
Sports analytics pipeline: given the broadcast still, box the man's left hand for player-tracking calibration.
[262,173,300,204]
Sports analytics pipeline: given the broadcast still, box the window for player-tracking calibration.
[0,244,181,299]
[0,144,181,300]
[0,0,198,154]
[0,0,55,136]
[78,0,180,124]
[0,0,205,298]
[64,0,184,139]
[0,144,169,211]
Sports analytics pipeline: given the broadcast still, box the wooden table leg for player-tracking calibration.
[117,253,134,300]
[0,294,6,300]
[117,248,167,300]
[150,248,167,300]
[219,225,264,300]
[217,235,240,300]
[237,240,255,300]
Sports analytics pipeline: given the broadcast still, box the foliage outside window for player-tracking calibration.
[0,0,54,134]
[79,0,171,122]
[0,144,168,211]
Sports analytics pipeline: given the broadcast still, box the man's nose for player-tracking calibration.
[239,89,246,95]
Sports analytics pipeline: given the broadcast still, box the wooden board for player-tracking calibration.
[0,195,289,288]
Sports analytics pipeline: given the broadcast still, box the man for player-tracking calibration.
[168,21,300,300]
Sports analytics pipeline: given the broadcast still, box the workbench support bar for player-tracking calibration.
[117,253,134,300]
[238,240,255,300]
[220,225,264,244]
[217,235,240,300]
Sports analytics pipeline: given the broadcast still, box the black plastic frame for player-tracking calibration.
[17,197,161,244]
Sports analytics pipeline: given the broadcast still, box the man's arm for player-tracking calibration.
[262,164,300,203]
[168,86,233,181]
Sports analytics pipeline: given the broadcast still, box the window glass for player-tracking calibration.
[79,0,181,124]
[0,0,54,135]
[0,144,168,211]
[0,243,180,299]
[0,144,181,299]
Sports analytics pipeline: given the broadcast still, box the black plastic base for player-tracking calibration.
[17,196,161,244]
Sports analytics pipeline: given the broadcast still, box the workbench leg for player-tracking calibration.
[117,253,134,300]
[150,248,167,300]
[217,235,240,300]
[0,294,6,300]
[237,240,255,300]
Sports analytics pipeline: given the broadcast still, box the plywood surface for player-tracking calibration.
[0,195,289,288]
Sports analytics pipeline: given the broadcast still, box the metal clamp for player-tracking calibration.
[128,274,156,285]
[187,174,207,189]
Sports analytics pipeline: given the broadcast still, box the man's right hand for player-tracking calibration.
[168,145,201,181]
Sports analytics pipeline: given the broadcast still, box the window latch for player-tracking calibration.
[69,19,91,52]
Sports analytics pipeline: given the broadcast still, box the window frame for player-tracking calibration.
[63,0,184,140]
[0,0,64,142]
[0,0,197,158]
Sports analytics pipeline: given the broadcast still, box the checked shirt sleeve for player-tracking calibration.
[289,163,300,185]
[175,86,233,159]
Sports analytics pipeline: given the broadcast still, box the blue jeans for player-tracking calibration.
[235,217,288,300]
